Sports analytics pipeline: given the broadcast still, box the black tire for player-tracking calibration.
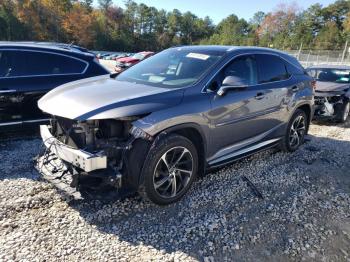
[280,109,307,152]
[335,101,350,123]
[141,134,198,205]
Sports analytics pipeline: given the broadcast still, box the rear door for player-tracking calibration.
[0,50,89,124]
[255,54,293,126]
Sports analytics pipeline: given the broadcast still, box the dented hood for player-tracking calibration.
[315,81,350,92]
[38,75,184,120]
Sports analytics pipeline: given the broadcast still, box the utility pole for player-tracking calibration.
[297,42,303,60]
[341,40,348,64]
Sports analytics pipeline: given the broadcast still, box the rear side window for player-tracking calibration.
[0,50,87,78]
[256,54,289,84]
[286,57,305,75]
[0,51,25,77]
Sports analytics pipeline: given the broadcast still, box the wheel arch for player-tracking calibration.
[292,103,313,133]
[128,123,207,191]
[156,123,207,178]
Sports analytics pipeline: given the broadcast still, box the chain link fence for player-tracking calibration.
[283,49,350,68]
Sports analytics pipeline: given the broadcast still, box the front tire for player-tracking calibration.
[280,109,307,152]
[141,134,198,205]
[335,101,350,123]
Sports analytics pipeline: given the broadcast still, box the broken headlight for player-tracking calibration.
[130,126,152,140]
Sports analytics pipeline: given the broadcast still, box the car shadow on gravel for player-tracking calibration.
[64,134,350,261]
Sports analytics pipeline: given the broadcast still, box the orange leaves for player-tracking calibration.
[62,3,94,47]
[257,3,299,38]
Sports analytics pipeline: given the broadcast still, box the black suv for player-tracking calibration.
[36,46,314,205]
[0,42,109,128]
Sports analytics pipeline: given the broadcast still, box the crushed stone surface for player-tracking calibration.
[0,120,349,261]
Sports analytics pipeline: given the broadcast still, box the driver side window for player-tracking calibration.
[209,55,258,91]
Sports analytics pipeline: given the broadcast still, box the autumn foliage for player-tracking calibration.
[0,0,349,51]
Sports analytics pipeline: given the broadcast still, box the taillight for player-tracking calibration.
[311,80,316,90]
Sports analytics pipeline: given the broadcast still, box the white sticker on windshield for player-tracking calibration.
[186,53,210,60]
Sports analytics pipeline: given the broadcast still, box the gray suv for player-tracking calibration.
[36,46,314,205]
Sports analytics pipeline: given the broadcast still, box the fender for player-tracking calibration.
[135,122,208,188]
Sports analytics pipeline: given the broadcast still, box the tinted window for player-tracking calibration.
[256,54,289,84]
[285,62,304,75]
[0,50,86,78]
[209,55,257,91]
[284,56,305,75]
[223,55,258,85]
[0,51,25,77]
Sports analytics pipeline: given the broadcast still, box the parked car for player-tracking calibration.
[104,53,121,60]
[306,65,350,122]
[37,46,314,205]
[115,51,154,72]
[111,53,130,61]
[0,42,109,129]
[96,53,110,59]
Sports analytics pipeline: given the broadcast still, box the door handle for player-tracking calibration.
[291,86,299,92]
[255,92,265,100]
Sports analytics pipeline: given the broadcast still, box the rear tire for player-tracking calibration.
[280,109,307,152]
[141,134,198,205]
[335,101,350,123]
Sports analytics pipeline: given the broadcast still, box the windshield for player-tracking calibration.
[132,53,146,60]
[308,68,350,83]
[117,48,225,88]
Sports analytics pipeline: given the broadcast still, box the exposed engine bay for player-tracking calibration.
[314,92,348,118]
[35,116,153,198]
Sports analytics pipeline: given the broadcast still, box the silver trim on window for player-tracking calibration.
[0,48,89,79]
[0,89,17,94]
[202,51,294,93]
[0,118,50,127]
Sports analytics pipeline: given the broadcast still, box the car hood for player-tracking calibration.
[38,75,184,120]
[315,81,350,92]
[116,57,138,63]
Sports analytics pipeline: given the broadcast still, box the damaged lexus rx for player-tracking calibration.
[306,65,350,122]
[36,46,314,205]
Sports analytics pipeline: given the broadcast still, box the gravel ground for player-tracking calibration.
[0,120,349,261]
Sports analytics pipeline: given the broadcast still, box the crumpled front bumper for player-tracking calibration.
[40,125,107,172]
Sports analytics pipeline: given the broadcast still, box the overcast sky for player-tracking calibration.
[94,0,335,24]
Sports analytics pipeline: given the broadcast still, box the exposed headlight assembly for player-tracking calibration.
[130,126,152,140]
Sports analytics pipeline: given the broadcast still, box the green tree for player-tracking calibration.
[207,14,249,45]
[316,21,343,49]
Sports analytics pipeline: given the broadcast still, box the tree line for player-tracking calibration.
[0,0,349,52]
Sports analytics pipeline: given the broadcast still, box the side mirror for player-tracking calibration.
[217,76,248,96]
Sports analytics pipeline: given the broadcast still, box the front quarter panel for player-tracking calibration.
[132,86,212,148]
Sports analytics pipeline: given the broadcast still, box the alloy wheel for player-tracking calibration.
[289,115,306,149]
[153,146,193,199]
